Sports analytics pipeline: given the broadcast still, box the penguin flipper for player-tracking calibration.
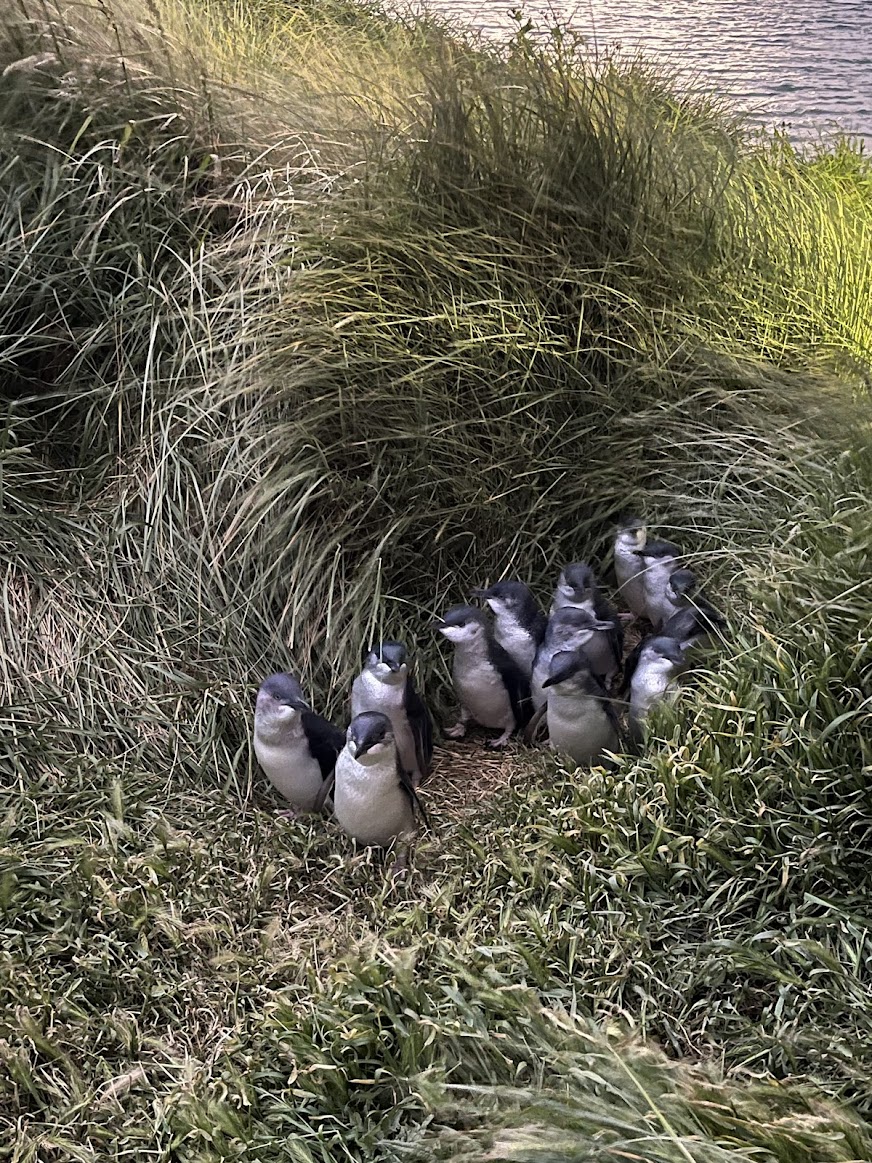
[300,710,345,779]
[397,761,434,834]
[595,591,624,672]
[312,770,335,814]
[404,676,434,779]
[491,640,533,728]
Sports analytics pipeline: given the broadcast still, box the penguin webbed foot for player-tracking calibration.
[390,846,410,881]
[486,727,514,749]
[444,721,467,739]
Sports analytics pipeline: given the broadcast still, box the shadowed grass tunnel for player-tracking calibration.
[0,0,871,1159]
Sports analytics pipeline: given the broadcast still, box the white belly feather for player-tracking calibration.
[254,735,324,811]
[333,751,415,847]
[453,651,514,728]
[546,692,618,764]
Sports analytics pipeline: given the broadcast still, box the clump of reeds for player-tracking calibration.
[0,0,871,1159]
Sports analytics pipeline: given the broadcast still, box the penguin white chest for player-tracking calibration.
[454,653,513,728]
[253,733,324,811]
[614,548,647,616]
[351,672,418,776]
[333,753,415,847]
[494,615,536,675]
[630,670,677,722]
[547,692,617,764]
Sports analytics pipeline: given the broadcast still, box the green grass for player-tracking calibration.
[1,0,871,1159]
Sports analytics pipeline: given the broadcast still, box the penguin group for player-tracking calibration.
[252,516,724,873]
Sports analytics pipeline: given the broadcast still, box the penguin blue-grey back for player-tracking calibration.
[253,672,344,813]
[435,604,531,747]
[541,649,620,764]
[471,580,546,678]
[350,641,433,786]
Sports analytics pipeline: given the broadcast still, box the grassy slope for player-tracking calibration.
[0,0,871,1159]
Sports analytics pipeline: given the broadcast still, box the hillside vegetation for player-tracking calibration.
[0,1,870,1159]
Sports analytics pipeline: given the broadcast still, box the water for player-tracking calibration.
[406,1,872,147]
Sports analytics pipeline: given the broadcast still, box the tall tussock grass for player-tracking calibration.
[1,0,871,1158]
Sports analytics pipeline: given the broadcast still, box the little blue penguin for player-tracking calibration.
[622,634,688,746]
[665,586,725,651]
[435,604,531,747]
[253,672,344,814]
[351,641,433,786]
[613,516,648,617]
[470,580,547,678]
[548,562,624,684]
[333,712,429,854]
[542,649,620,765]
[531,607,615,711]
[632,538,683,627]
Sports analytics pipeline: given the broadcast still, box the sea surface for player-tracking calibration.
[402,1,872,146]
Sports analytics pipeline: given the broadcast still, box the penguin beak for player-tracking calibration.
[541,675,558,689]
[469,587,488,600]
[430,618,446,630]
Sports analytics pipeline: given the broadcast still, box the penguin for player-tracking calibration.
[622,635,688,746]
[333,712,431,875]
[659,569,726,644]
[531,607,616,711]
[632,538,683,626]
[548,562,624,684]
[351,641,433,786]
[470,580,547,678]
[541,649,620,765]
[253,672,344,814]
[613,516,648,617]
[434,604,531,747]
[661,596,727,650]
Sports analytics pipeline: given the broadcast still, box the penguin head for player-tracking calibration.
[642,635,687,670]
[667,569,697,601]
[345,711,395,765]
[556,561,596,604]
[434,605,488,645]
[541,649,600,693]
[615,515,647,551]
[633,538,681,564]
[364,640,408,685]
[255,672,309,728]
[545,607,611,647]
[470,580,534,617]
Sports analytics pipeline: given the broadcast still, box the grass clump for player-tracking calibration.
[0,0,871,1159]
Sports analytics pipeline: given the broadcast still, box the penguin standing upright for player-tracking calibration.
[471,580,546,679]
[622,635,688,746]
[541,649,620,764]
[632,538,683,626]
[253,672,344,814]
[613,516,648,617]
[530,607,615,710]
[658,569,726,646]
[333,712,430,875]
[548,562,624,685]
[434,605,531,747]
[351,641,433,786]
